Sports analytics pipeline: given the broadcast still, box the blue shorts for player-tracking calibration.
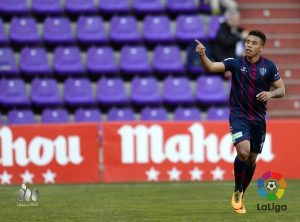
[229,116,266,153]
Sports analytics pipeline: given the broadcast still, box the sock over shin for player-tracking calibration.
[242,163,256,193]
[234,156,248,192]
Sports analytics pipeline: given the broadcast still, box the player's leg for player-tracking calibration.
[242,152,258,193]
[235,152,258,214]
[230,116,251,210]
[232,140,250,210]
[234,140,251,192]
[242,120,266,193]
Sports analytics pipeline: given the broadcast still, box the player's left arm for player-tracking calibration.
[256,78,285,102]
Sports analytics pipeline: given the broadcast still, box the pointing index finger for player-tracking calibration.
[195,39,201,44]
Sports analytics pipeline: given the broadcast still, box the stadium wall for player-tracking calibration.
[1,120,299,184]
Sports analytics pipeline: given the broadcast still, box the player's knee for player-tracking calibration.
[237,150,250,161]
[236,141,250,161]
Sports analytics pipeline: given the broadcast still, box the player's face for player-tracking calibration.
[244,35,264,57]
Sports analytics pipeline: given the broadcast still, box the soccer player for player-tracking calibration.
[195,30,285,213]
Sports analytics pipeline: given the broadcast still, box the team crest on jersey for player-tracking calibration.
[259,68,267,76]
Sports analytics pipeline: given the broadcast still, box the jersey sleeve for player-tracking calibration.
[270,62,280,82]
[223,58,237,72]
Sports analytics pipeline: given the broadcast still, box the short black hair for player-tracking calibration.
[248,30,266,45]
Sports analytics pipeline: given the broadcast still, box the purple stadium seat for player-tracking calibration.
[0,48,19,77]
[64,78,95,107]
[0,0,30,16]
[174,107,201,121]
[196,76,227,105]
[9,17,40,45]
[53,47,85,77]
[207,107,230,120]
[131,76,161,106]
[0,19,8,45]
[41,108,70,123]
[120,46,151,76]
[32,0,64,16]
[163,76,194,105]
[99,0,131,14]
[166,0,198,14]
[153,45,185,75]
[0,79,30,108]
[176,15,206,43]
[65,0,97,14]
[208,16,224,40]
[76,16,107,45]
[97,78,128,106]
[31,78,62,107]
[7,109,36,125]
[132,0,164,15]
[86,46,118,76]
[107,107,135,121]
[44,17,74,45]
[143,15,173,44]
[74,108,101,123]
[20,47,51,76]
[110,15,141,44]
[140,107,168,121]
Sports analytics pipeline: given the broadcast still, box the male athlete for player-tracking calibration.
[195,30,285,213]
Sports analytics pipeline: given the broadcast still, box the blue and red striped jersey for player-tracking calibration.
[223,56,280,121]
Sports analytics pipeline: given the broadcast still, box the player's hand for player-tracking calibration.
[256,91,272,102]
[195,39,206,56]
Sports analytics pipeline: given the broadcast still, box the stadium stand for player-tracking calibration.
[238,0,300,118]
[0,0,299,125]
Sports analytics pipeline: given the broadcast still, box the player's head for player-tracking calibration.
[244,30,266,57]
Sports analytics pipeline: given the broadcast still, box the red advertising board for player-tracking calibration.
[102,120,300,182]
[0,124,100,185]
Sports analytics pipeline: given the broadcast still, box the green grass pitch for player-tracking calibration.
[0,180,299,222]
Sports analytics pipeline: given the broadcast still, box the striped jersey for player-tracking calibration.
[223,56,280,121]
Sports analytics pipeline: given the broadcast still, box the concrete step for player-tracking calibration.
[237,0,300,3]
[265,36,300,49]
[278,65,300,80]
[241,19,300,33]
[240,5,300,19]
[284,80,300,95]
[268,110,300,118]
[262,50,300,63]
[268,97,300,111]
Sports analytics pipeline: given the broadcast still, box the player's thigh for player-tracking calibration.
[250,120,266,154]
[235,140,251,160]
[229,116,251,159]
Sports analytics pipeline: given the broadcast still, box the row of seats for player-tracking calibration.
[0,15,221,46]
[0,76,229,108]
[0,0,212,16]
[1,45,205,77]
[0,106,230,125]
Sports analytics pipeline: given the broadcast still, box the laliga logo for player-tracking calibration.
[257,171,287,212]
[257,171,287,201]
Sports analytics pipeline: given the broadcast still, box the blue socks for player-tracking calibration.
[243,163,256,192]
[234,156,248,192]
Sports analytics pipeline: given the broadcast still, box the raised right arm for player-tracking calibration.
[195,39,226,73]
